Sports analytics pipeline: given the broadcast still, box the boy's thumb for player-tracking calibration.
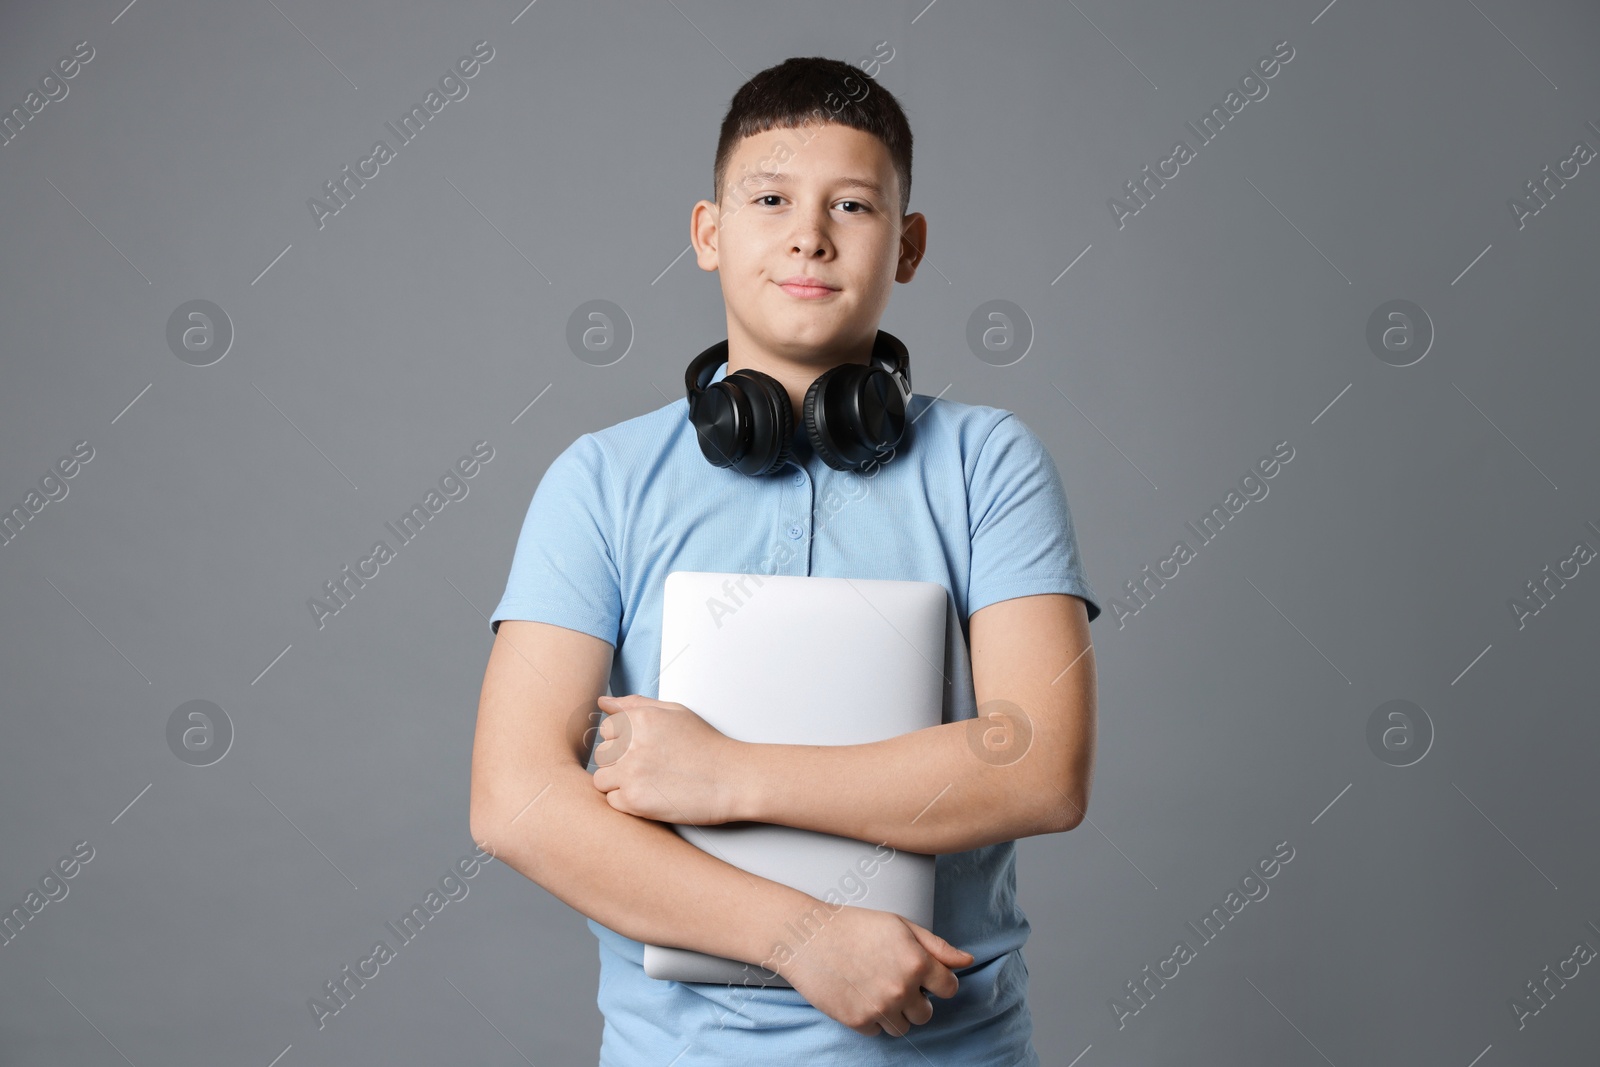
[906,922,975,966]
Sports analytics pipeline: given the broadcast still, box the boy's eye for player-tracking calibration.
[751,195,871,213]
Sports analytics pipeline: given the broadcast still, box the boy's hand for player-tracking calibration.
[776,905,972,1037]
[591,694,744,824]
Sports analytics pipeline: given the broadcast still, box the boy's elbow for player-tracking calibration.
[468,785,526,871]
[469,768,583,878]
[467,796,493,854]
[467,797,499,864]
[1044,781,1088,834]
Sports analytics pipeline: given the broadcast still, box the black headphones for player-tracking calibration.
[684,330,914,476]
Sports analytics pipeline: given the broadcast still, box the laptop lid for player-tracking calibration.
[640,571,950,986]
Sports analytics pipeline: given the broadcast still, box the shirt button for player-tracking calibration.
[787,524,803,540]
[792,471,806,486]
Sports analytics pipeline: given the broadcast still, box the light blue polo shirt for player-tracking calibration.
[491,361,1100,1066]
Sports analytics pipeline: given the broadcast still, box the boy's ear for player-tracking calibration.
[691,198,720,272]
[896,211,927,283]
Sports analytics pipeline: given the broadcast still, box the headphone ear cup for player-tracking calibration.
[860,365,909,449]
[689,382,743,469]
[805,363,907,471]
[723,368,794,476]
[802,370,849,472]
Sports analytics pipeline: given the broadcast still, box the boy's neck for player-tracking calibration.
[724,328,877,429]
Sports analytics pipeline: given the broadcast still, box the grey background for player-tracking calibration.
[2,0,1597,1064]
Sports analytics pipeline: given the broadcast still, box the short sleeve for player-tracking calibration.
[967,413,1101,623]
[489,433,624,644]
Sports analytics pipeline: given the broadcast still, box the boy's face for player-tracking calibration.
[692,122,925,368]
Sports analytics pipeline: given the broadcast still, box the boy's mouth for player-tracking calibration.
[776,275,840,300]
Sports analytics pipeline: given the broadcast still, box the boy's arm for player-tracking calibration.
[732,593,1096,855]
[470,620,821,967]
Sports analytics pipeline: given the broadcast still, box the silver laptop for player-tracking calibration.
[640,570,949,987]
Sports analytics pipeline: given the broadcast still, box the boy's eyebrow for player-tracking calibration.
[737,170,886,198]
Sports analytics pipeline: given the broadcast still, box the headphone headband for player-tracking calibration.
[685,331,911,401]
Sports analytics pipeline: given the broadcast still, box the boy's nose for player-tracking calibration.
[789,230,831,255]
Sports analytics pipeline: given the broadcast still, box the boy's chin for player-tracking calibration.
[768,323,862,356]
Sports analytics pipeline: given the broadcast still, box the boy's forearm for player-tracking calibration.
[734,720,1075,854]
[476,762,820,971]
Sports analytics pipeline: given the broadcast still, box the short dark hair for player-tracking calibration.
[713,56,913,219]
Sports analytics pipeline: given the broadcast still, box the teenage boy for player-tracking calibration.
[471,56,1101,1066]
